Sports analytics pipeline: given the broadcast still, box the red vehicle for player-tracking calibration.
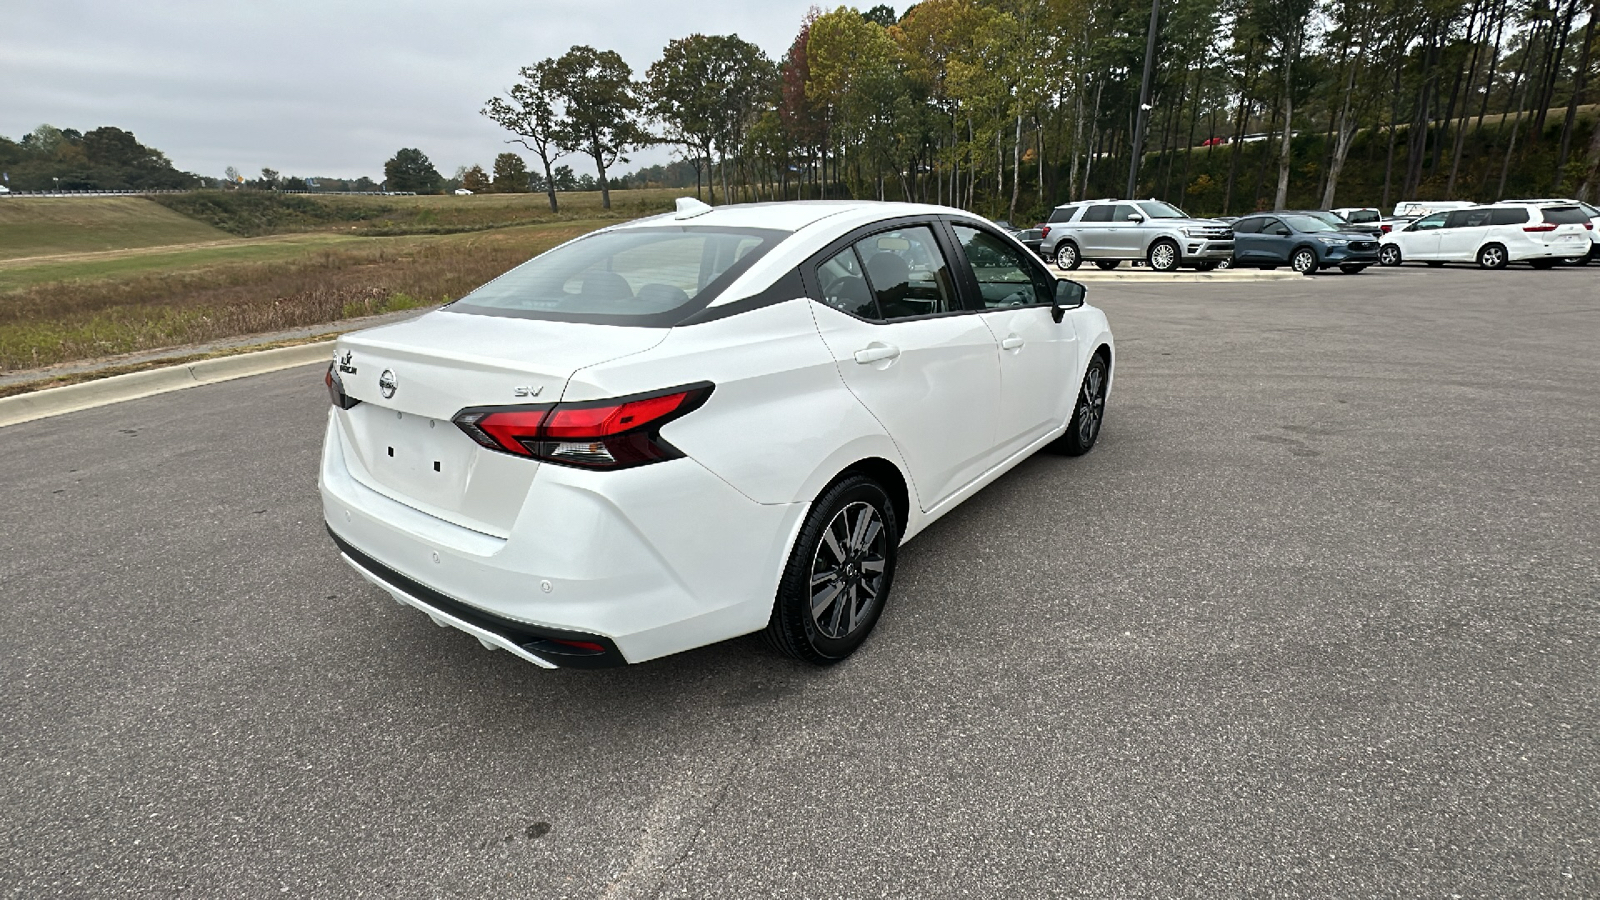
[1201,136,1228,147]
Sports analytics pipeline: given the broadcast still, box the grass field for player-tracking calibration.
[0,189,682,372]
[0,197,232,260]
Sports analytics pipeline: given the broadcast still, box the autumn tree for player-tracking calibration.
[547,45,654,209]
[461,164,491,192]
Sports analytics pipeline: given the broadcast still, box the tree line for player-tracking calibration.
[480,0,1600,220]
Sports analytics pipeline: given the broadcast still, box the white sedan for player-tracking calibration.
[321,200,1114,667]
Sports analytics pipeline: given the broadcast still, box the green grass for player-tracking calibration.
[0,197,232,260]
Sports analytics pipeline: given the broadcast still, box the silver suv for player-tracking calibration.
[1041,199,1234,272]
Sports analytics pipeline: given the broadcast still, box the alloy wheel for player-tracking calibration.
[1055,243,1079,270]
[1076,362,1106,445]
[1293,249,1317,274]
[1379,245,1401,266]
[808,502,888,640]
[1149,242,1178,271]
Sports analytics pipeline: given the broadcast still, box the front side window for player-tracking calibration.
[1111,204,1141,222]
[1411,213,1448,231]
[952,225,1049,308]
[451,226,780,325]
[1263,218,1291,237]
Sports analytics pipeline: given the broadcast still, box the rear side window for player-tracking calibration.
[817,225,959,321]
[1229,217,1263,234]
[1080,205,1113,223]
[451,226,781,326]
[1447,209,1493,228]
[1048,205,1078,223]
[1489,208,1530,226]
[1541,206,1590,225]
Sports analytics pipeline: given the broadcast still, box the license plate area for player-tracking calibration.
[350,407,478,513]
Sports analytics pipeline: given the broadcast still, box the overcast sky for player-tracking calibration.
[2,0,864,181]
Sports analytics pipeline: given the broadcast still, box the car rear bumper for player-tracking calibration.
[319,413,805,666]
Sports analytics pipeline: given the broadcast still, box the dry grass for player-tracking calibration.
[0,221,600,371]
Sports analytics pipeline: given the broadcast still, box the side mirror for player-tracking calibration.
[1128,212,1145,223]
[1052,279,1086,322]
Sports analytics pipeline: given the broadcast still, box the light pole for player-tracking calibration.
[1125,0,1161,199]
[52,177,60,194]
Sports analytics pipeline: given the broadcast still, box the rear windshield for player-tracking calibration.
[1048,205,1078,223]
[448,226,785,326]
[1541,206,1591,225]
[1344,209,1379,223]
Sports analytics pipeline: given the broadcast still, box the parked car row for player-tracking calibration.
[1006,197,1598,274]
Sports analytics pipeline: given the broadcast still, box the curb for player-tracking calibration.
[1049,268,1304,282]
[0,341,334,429]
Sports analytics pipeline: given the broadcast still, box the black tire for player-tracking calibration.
[1378,244,1402,267]
[1194,261,1220,272]
[1477,243,1508,269]
[1147,239,1181,272]
[1054,241,1082,271]
[1049,354,1109,457]
[1425,261,1446,267]
[1562,256,1590,266]
[1094,260,1121,270]
[1339,264,1368,274]
[1215,257,1235,270]
[1291,247,1319,275]
[1529,259,1558,270]
[765,476,898,665]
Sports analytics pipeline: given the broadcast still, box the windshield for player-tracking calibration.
[449,226,783,325]
[1136,201,1188,219]
[1282,215,1339,233]
[1302,211,1344,227]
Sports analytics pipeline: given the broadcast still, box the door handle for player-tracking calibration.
[853,343,901,365]
[1000,336,1024,350]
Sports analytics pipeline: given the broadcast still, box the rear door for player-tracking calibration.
[947,220,1080,456]
[807,222,1004,511]
[1230,217,1266,263]
[1075,204,1113,255]
[1258,217,1294,263]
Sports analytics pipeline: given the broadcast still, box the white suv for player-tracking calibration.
[1500,199,1600,265]
[1377,203,1594,269]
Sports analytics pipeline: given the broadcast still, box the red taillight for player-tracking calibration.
[1380,224,1393,234]
[325,363,360,410]
[1041,225,1052,239]
[1524,222,1558,232]
[453,383,713,469]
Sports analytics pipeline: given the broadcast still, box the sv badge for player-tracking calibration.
[513,386,544,398]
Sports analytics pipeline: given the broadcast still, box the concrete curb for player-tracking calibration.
[0,341,334,429]
[1048,268,1304,282]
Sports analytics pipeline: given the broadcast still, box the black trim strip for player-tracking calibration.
[675,268,808,325]
[328,527,629,668]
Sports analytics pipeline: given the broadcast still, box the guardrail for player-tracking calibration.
[0,189,418,197]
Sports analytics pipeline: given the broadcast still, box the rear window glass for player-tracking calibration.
[1345,209,1379,223]
[1048,205,1078,223]
[1541,206,1590,225]
[1489,208,1530,226]
[449,226,783,326]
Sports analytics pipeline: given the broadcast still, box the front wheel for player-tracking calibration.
[1339,264,1368,274]
[1477,243,1508,270]
[1291,247,1319,274]
[1094,260,1121,271]
[1215,257,1235,270]
[1378,245,1402,266]
[1147,239,1181,272]
[766,476,898,665]
[1049,354,1108,457]
[1054,241,1082,271]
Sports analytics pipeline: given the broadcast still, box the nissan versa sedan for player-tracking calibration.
[321,200,1114,668]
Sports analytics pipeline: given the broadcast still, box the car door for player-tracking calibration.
[1105,204,1144,256]
[947,221,1080,457]
[1397,212,1448,259]
[1075,204,1113,255]
[1253,217,1293,263]
[807,222,1004,512]
[1436,208,1491,260]
[1229,216,1265,262]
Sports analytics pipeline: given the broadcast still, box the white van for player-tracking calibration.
[1392,200,1476,218]
[1377,203,1594,269]
[1500,199,1600,264]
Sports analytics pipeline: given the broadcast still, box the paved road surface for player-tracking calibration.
[3,266,1596,898]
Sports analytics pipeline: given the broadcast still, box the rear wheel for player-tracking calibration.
[1562,256,1590,266]
[1147,239,1181,272]
[1339,264,1368,274]
[1477,243,1508,270]
[766,476,898,665]
[1291,247,1319,275]
[1054,241,1082,271]
[1094,260,1121,271]
[1049,354,1108,457]
[1378,245,1403,267]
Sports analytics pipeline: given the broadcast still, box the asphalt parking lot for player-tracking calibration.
[2,265,1596,898]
